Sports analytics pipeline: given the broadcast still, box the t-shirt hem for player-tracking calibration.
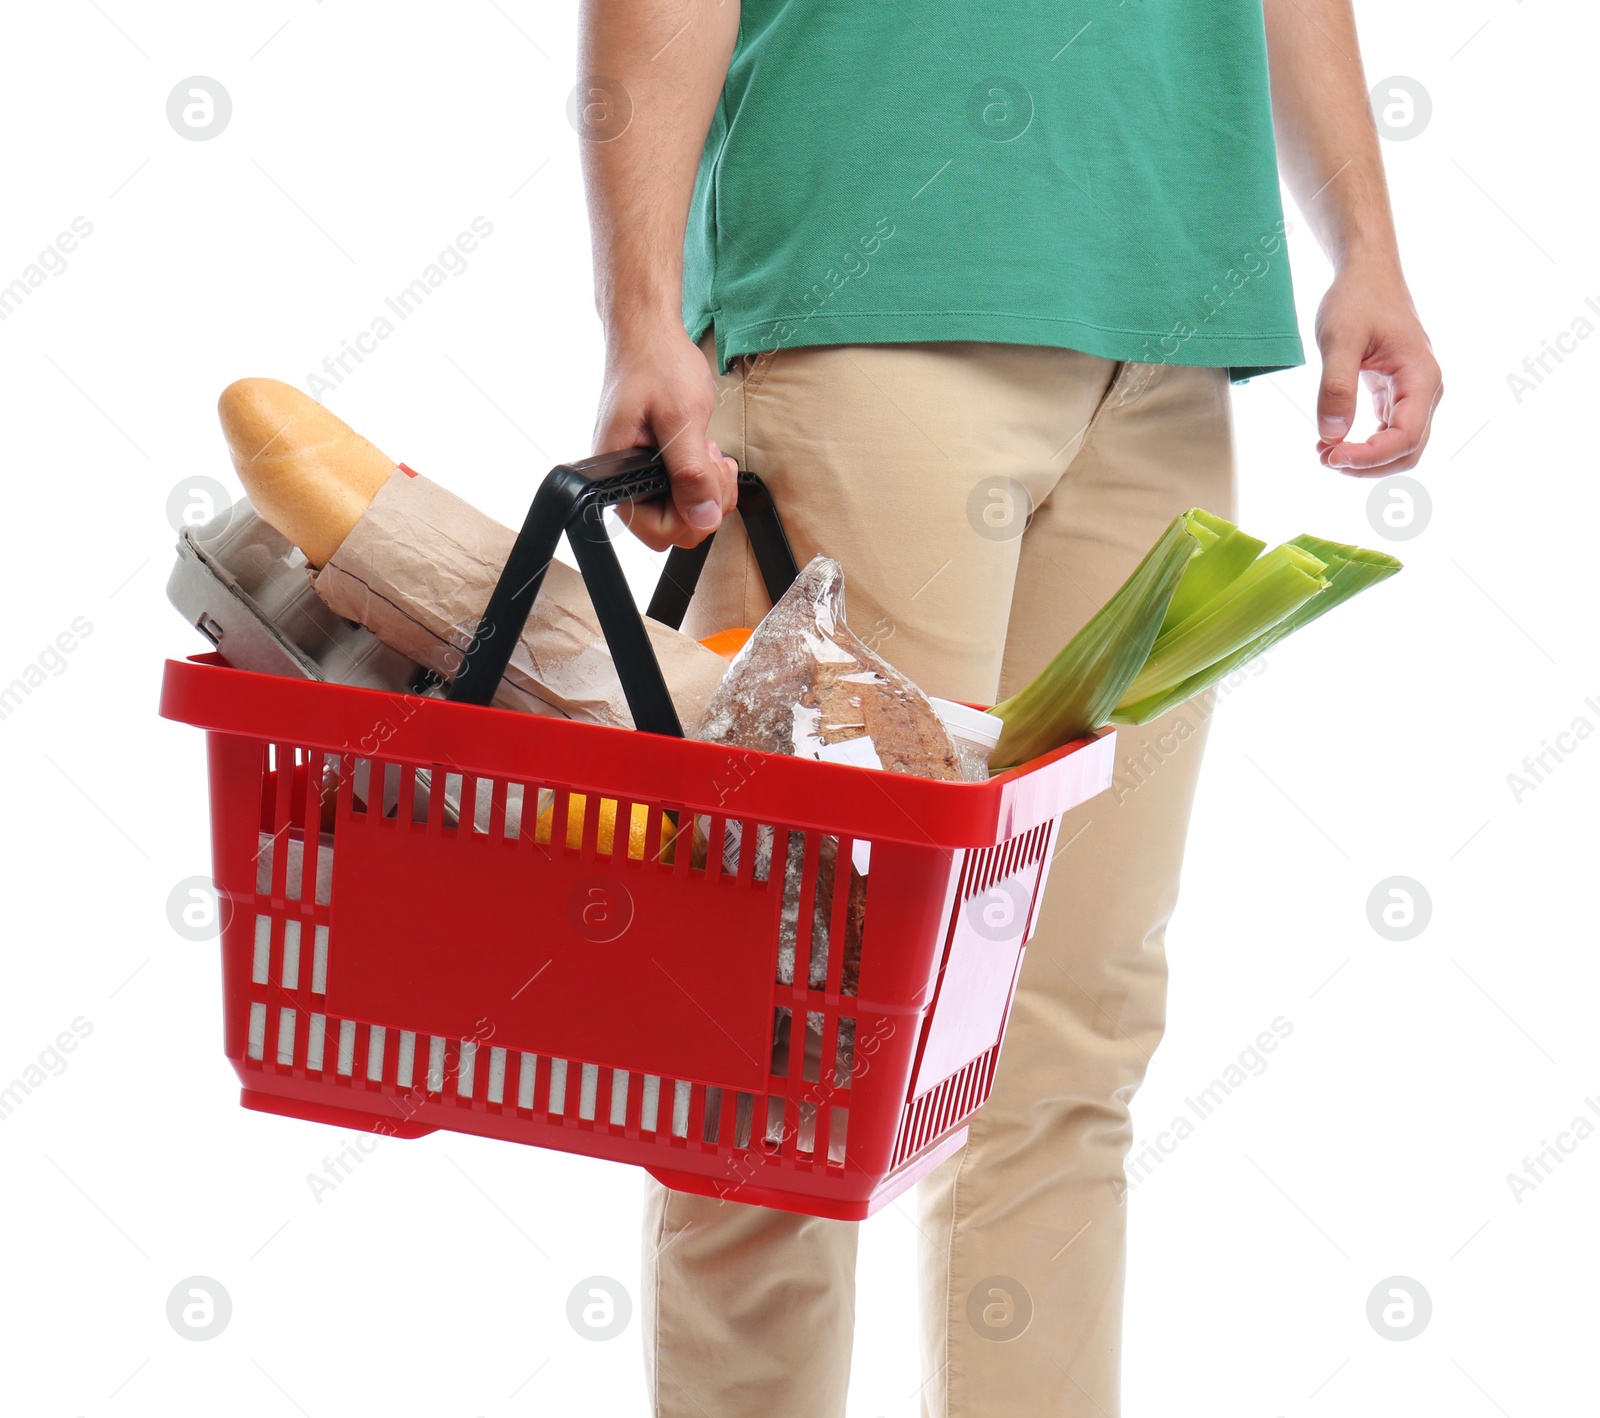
[694,308,1305,384]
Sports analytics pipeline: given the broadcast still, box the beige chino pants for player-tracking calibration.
[643,327,1237,1418]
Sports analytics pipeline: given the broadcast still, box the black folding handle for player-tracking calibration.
[445,446,800,736]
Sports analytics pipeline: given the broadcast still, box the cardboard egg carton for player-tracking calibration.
[165,497,428,694]
[165,497,529,833]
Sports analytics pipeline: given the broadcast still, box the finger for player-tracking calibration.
[708,439,739,514]
[617,418,722,551]
[665,430,725,542]
[617,456,739,550]
[615,502,674,551]
[1321,443,1421,477]
[1325,358,1442,472]
[1316,329,1366,444]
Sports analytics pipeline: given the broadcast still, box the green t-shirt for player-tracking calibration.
[683,1,1305,383]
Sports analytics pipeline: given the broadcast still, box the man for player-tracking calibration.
[577,2,1442,1414]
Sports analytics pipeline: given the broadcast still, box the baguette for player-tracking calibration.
[217,378,730,730]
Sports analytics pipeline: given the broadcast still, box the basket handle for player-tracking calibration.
[445,447,800,736]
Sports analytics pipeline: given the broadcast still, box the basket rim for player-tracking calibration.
[160,652,1115,848]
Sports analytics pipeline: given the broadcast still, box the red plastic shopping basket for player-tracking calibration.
[159,448,1115,1219]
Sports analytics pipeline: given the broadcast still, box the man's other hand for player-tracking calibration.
[1313,264,1444,476]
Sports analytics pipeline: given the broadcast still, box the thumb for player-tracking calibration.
[1317,330,1364,444]
[659,430,724,539]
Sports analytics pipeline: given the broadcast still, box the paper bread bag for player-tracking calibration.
[311,466,730,730]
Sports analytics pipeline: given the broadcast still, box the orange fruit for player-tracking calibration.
[698,627,755,661]
[534,793,677,863]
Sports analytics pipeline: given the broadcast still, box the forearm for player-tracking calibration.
[1262,0,1400,275]
[577,0,739,339]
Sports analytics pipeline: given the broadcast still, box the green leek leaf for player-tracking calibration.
[1110,535,1402,725]
[1115,544,1329,710]
[1158,510,1268,636]
[987,510,1202,769]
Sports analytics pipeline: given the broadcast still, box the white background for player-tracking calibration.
[1,2,1594,1415]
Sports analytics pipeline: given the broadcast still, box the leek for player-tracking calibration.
[987,509,1203,770]
[986,509,1402,769]
[1158,509,1267,635]
[1115,544,1329,710]
[1111,536,1402,725]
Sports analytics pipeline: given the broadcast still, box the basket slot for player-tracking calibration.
[458,1040,478,1098]
[426,1036,446,1093]
[517,1051,537,1110]
[795,1099,817,1156]
[311,925,329,994]
[671,1079,692,1138]
[983,836,1005,894]
[577,1061,599,1119]
[751,822,774,884]
[1001,833,1023,887]
[608,1068,629,1126]
[983,838,1003,894]
[701,1086,723,1144]
[683,1080,710,1145]
[336,1020,357,1077]
[488,776,511,842]
[828,1106,848,1164]
[548,1057,568,1114]
[293,749,321,902]
[509,784,530,840]
[466,775,490,835]
[771,1007,792,1078]
[800,1012,824,1084]
[770,827,799,993]
[487,1046,507,1105]
[260,744,294,900]
[281,921,301,990]
[610,800,637,864]
[380,763,402,820]
[440,771,465,832]
[641,805,671,869]
[252,915,271,985]
[1002,831,1024,884]
[973,839,994,896]
[246,1001,266,1061]
[420,765,443,830]
[834,1022,855,1088]
[704,812,729,876]
[307,1012,327,1072]
[394,765,417,827]
[671,808,695,879]
[254,836,272,896]
[547,787,574,853]
[810,839,844,992]
[793,831,824,989]
[825,841,854,997]
[367,1026,386,1083]
[348,757,371,816]
[728,818,753,884]
[276,1007,296,1067]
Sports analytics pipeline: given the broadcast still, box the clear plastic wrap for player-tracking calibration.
[687,555,964,1105]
